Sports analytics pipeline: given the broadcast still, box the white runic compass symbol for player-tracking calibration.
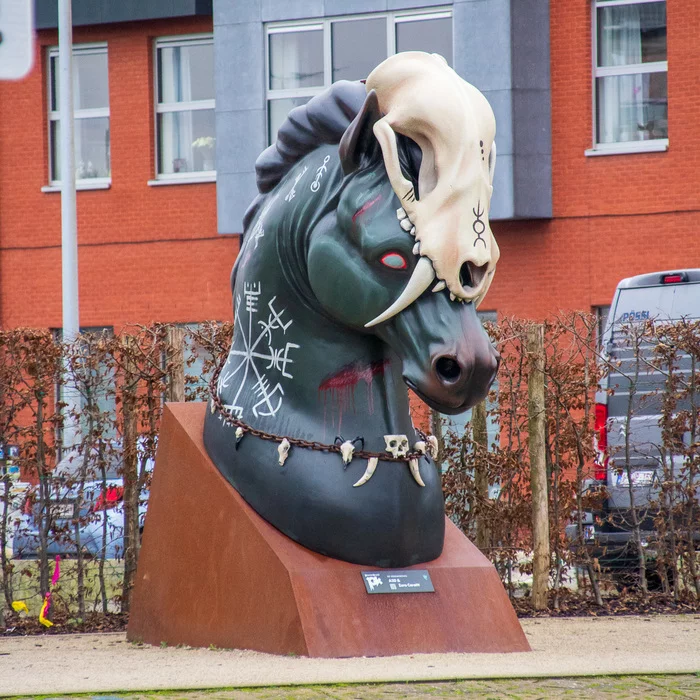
[216,282,300,420]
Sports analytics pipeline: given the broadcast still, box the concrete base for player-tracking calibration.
[127,403,530,657]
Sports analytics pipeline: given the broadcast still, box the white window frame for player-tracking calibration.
[265,8,452,144]
[46,42,110,190]
[586,0,668,157]
[151,33,216,186]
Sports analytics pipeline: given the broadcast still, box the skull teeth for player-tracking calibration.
[396,207,407,220]
[400,218,413,232]
[413,242,420,255]
[410,226,416,236]
[432,280,446,293]
[450,292,456,301]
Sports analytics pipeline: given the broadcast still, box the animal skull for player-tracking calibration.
[278,438,291,466]
[364,52,499,327]
[384,434,409,458]
[427,435,439,460]
[339,440,356,465]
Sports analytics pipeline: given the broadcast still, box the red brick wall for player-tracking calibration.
[0,17,238,331]
[1,4,697,332]
[482,0,700,321]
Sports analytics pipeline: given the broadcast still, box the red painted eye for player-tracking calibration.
[380,252,408,270]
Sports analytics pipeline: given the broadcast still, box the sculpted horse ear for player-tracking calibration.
[339,89,383,175]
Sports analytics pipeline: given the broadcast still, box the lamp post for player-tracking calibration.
[58,0,80,451]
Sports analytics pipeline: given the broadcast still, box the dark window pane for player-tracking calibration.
[269,30,324,90]
[158,42,214,103]
[597,2,666,67]
[596,71,667,143]
[268,96,311,144]
[332,18,387,82]
[396,17,452,66]
[50,55,58,111]
[158,109,216,174]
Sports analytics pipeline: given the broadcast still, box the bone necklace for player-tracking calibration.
[209,354,438,487]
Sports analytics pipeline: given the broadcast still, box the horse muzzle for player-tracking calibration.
[377,293,500,415]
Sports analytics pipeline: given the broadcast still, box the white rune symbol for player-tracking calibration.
[284,165,308,202]
[216,282,300,420]
[251,195,277,250]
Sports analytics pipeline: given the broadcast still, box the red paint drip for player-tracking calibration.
[319,359,389,432]
[352,194,383,224]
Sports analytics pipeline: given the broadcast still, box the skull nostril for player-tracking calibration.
[460,262,488,292]
[459,262,473,288]
[435,356,462,384]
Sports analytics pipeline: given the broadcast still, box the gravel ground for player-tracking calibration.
[1,616,699,697]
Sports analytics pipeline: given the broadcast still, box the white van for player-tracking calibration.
[575,269,700,577]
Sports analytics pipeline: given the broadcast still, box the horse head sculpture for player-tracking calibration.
[203,52,500,567]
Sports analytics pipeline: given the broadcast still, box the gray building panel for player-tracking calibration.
[511,0,551,91]
[35,0,212,29]
[215,22,265,113]
[387,0,449,9]
[490,153,515,221]
[214,1,263,24]
[215,109,267,175]
[262,0,325,22]
[453,0,511,92]
[324,0,388,16]
[217,171,259,235]
[513,154,552,219]
[480,89,514,157]
[214,0,552,232]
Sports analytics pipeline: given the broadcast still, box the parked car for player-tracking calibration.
[567,269,700,582]
[12,445,152,560]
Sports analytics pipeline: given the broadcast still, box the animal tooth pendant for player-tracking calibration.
[340,440,355,465]
[408,458,425,487]
[427,435,439,459]
[414,440,427,454]
[353,457,378,487]
[278,438,291,466]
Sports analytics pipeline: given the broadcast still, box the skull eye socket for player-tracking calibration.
[390,440,397,447]
[380,253,407,270]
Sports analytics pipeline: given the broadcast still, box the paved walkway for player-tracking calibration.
[1,616,699,697]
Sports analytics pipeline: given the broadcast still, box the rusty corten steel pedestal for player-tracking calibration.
[127,403,530,657]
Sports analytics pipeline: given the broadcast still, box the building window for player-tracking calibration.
[48,44,110,185]
[592,0,667,153]
[155,35,215,180]
[266,9,452,144]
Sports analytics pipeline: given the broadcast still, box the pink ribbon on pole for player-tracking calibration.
[38,555,61,628]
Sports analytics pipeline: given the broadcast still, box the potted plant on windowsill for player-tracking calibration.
[192,136,216,171]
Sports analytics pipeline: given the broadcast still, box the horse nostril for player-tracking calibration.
[459,262,473,288]
[435,356,462,384]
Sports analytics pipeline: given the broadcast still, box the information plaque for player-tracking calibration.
[361,570,435,594]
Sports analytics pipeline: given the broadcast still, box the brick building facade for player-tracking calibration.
[0,6,238,332]
[0,0,695,333]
